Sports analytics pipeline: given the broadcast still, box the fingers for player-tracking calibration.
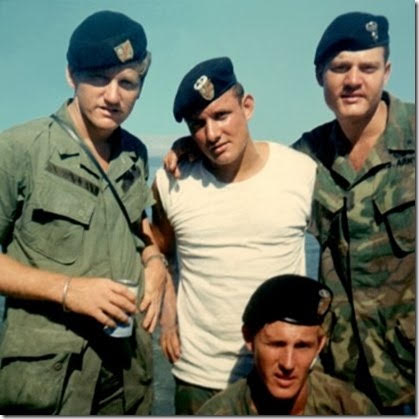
[160,329,181,363]
[163,150,180,178]
[65,278,138,327]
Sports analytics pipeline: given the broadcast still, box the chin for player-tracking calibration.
[268,384,298,401]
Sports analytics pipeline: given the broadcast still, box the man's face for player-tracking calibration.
[245,321,325,401]
[321,46,391,123]
[68,61,143,133]
[186,89,254,167]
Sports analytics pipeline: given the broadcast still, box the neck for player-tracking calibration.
[67,99,114,167]
[338,100,388,171]
[67,99,114,146]
[208,140,268,183]
[338,100,388,148]
[249,370,308,415]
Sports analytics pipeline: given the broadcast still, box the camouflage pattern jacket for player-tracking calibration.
[292,92,415,409]
[196,369,379,415]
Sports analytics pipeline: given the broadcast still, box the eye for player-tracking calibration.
[294,341,314,349]
[78,72,109,86]
[360,64,378,74]
[329,64,349,73]
[120,79,140,91]
[187,119,205,133]
[214,111,229,121]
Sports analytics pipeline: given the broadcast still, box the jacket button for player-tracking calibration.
[53,362,63,371]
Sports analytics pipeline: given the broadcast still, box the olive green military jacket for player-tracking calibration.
[292,92,415,409]
[0,102,154,414]
[196,369,379,415]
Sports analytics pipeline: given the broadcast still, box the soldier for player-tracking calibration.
[0,11,167,414]
[163,11,415,414]
[197,274,379,415]
[292,12,415,414]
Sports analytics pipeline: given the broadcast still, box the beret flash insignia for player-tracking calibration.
[365,21,379,42]
[194,75,215,101]
[317,288,332,317]
[114,39,134,63]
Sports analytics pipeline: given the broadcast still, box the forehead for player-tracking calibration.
[189,88,238,121]
[330,46,386,63]
[258,320,320,342]
[81,61,144,78]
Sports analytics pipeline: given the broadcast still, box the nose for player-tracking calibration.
[205,120,221,144]
[279,347,295,373]
[103,80,120,104]
[344,67,361,87]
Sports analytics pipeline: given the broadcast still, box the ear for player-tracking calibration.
[242,94,254,121]
[315,66,324,87]
[316,333,327,357]
[66,66,76,90]
[383,61,392,85]
[242,325,254,353]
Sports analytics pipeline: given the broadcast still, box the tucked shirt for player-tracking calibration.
[156,142,316,389]
[292,92,415,408]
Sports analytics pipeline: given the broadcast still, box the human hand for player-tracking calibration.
[63,277,138,328]
[139,257,168,333]
[160,323,181,363]
[163,136,200,179]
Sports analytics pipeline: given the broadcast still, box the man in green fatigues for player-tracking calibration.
[0,11,167,414]
[197,274,379,415]
[292,12,415,414]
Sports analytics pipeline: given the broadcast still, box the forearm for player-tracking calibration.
[160,271,177,326]
[0,253,68,304]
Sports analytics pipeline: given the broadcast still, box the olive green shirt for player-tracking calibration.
[292,92,415,409]
[197,369,379,415]
[0,101,154,414]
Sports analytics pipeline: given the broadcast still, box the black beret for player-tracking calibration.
[314,11,389,67]
[242,275,333,333]
[173,57,237,122]
[67,10,148,71]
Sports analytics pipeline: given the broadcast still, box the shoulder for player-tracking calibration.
[197,379,249,415]
[120,128,149,162]
[267,141,317,173]
[291,121,336,164]
[0,117,52,151]
[155,160,201,190]
[387,93,415,145]
[309,370,379,415]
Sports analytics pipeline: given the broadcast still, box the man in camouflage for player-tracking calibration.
[292,12,415,414]
[197,275,379,415]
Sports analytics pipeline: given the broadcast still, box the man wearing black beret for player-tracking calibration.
[292,11,415,415]
[0,10,167,414]
[152,57,317,413]
[197,274,379,415]
[162,10,414,415]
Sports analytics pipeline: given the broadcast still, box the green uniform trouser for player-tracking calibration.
[174,377,221,415]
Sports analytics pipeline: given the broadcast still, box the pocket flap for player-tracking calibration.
[0,327,84,358]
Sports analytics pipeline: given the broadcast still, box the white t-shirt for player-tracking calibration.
[155,142,316,389]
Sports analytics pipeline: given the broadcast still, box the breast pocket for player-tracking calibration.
[18,177,96,265]
[374,187,415,255]
[119,168,155,252]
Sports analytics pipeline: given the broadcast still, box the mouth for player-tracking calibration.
[99,106,121,117]
[209,142,228,156]
[340,93,364,104]
[273,374,296,388]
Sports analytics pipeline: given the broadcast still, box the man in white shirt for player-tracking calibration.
[151,57,316,414]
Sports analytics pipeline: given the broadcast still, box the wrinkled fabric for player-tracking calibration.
[292,92,415,409]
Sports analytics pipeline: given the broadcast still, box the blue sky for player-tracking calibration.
[0,0,415,157]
